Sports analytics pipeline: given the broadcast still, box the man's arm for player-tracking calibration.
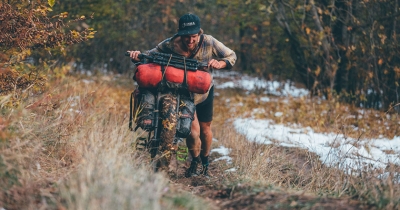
[128,38,171,63]
[210,36,237,69]
[146,46,162,55]
[208,59,227,69]
[147,37,174,55]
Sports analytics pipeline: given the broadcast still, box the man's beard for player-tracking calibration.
[186,42,197,51]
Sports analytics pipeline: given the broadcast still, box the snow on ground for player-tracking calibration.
[211,145,233,164]
[214,71,400,174]
[233,118,400,172]
[214,71,309,97]
[211,144,236,172]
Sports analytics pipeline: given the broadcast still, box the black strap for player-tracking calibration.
[129,91,134,131]
[180,106,194,120]
[182,57,188,88]
[159,65,167,91]
[161,65,166,80]
[189,34,204,59]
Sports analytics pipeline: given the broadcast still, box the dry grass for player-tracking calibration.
[214,90,399,139]
[0,73,211,210]
[212,88,400,209]
[1,72,399,209]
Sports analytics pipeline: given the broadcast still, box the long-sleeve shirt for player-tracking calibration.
[148,34,236,70]
[147,34,236,104]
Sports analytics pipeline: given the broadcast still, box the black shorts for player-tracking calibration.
[196,86,214,122]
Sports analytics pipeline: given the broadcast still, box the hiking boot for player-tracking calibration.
[185,160,200,178]
[201,164,212,177]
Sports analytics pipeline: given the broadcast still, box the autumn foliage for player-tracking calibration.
[0,2,94,52]
[0,1,94,101]
[44,0,400,112]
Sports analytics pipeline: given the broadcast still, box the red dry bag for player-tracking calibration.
[135,63,212,94]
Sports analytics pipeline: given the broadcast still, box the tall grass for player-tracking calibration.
[58,111,167,210]
[2,73,399,209]
[0,75,211,210]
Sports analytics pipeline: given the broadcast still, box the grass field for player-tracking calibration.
[1,72,399,209]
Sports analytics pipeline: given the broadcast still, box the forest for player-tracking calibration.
[1,1,400,209]
[1,0,400,111]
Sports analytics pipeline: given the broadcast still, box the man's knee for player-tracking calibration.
[199,121,212,127]
[189,124,201,140]
[199,121,212,136]
[189,128,200,140]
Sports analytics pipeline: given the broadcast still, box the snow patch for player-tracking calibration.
[234,118,400,172]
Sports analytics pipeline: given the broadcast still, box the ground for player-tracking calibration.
[164,148,368,210]
[1,73,397,209]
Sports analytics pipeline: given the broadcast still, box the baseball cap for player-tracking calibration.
[178,14,201,36]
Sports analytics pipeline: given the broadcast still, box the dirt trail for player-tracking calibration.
[165,152,367,210]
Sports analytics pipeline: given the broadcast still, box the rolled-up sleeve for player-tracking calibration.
[210,36,236,69]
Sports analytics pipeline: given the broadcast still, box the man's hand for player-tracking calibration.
[208,59,226,69]
[127,50,141,62]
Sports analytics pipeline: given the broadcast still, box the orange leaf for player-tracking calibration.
[306,27,311,35]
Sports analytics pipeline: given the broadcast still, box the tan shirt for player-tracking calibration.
[148,34,237,104]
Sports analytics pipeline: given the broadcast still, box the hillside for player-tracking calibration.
[0,71,399,209]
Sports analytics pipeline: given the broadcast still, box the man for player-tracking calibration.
[128,13,236,177]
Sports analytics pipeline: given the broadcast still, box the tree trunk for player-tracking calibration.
[333,0,356,96]
[275,0,314,90]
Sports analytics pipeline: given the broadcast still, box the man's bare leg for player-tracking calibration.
[186,112,201,158]
[198,121,212,176]
[199,121,212,156]
[185,112,213,177]
[185,112,201,177]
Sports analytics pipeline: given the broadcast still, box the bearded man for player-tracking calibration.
[129,13,236,177]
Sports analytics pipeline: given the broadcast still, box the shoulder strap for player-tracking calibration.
[189,34,204,59]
